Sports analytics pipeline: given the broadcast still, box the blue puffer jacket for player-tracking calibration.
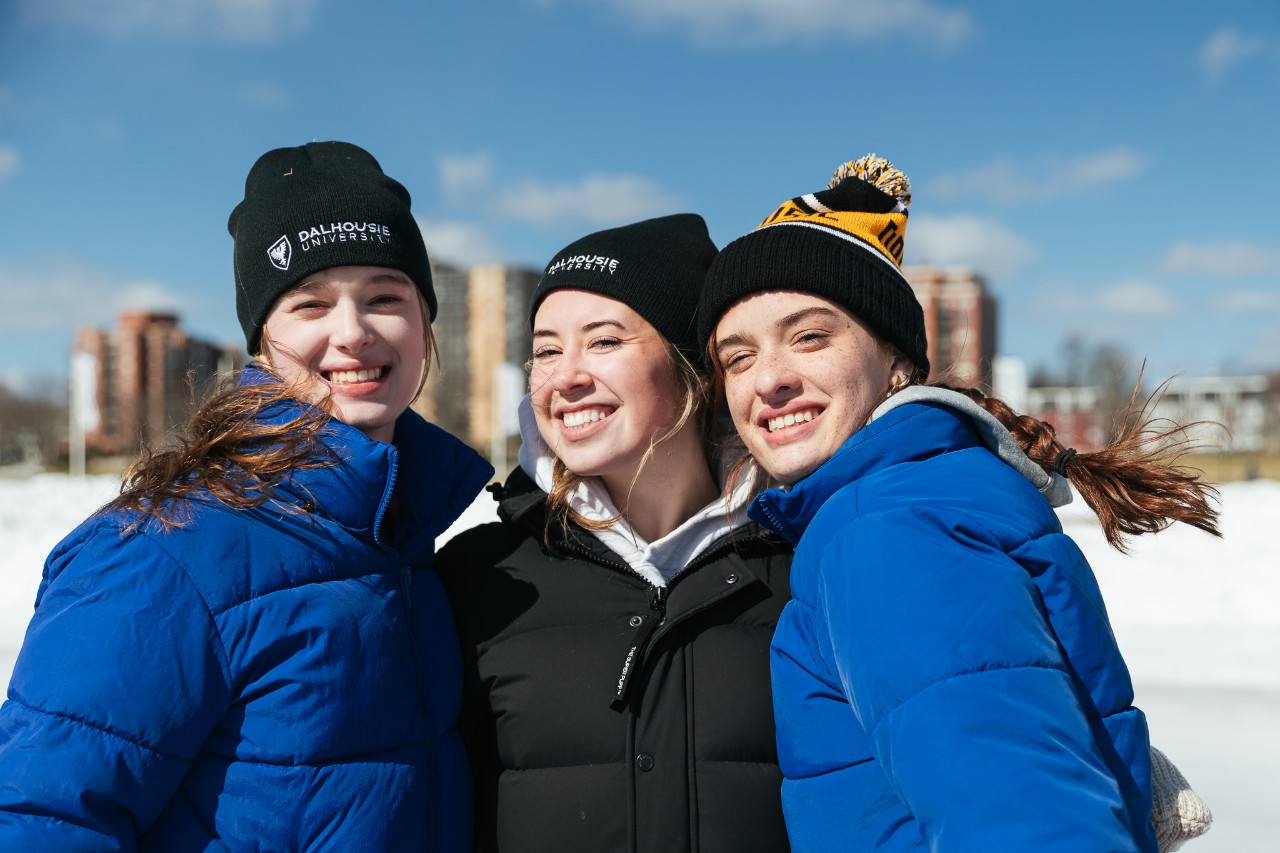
[753,391,1156,852]
[0,389,493,851]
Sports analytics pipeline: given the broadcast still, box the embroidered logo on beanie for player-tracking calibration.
[267,235,292,271]
[545,254,621,276]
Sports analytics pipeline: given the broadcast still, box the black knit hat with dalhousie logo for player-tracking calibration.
[697,155,929,378]
[529,213,717,361]
[227,141,436,353]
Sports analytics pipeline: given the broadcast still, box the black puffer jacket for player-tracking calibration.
[438,467,793,853]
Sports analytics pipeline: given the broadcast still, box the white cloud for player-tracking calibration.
[1213,289,1280,316]
[932,148,1144,205]
[436,153,682,230]
[1162,240,1280,278]
[0,259,194,335]
[1097,279,1180,318]
[238,82,290,109]
[115,280,190,313]
[418,218,506,268]
[0,145,19,184]
[19,0,318,42]
[539,0,972,49]
[907,214,1036,280]
[493,173,683,228]
[1033,278,1180,323]
[1200,27,1266,81]
[1,259,117,334]
[439,153,494,203]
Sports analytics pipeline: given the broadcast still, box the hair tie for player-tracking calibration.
[1053,447,1078,476]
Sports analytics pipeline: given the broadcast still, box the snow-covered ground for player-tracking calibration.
[1,473,1275,851]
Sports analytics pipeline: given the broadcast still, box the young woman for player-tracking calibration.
[697,156,1220,853]
[438,214,793,853]
[0,141,493,851]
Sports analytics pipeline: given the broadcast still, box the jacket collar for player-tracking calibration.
[506,394,757,586]
[239,365,493,557]
[748,387,1069,547]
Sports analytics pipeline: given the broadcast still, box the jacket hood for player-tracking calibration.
[871,386,1071,506]
[750,387,1069,546]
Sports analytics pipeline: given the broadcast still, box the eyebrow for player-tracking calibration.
[368,272,414,286]
[290,272,415,293]
[532,318,629,339]
[715,305,842,355]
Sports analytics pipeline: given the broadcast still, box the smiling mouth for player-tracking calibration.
[561,407,612,429]
[765,408,819,433]
[324,367,387,384]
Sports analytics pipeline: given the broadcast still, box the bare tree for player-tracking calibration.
[0,382,68,468]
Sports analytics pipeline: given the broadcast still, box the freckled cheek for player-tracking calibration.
[723,381,753,431]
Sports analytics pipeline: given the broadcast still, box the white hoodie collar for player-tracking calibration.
[516,395,755,587]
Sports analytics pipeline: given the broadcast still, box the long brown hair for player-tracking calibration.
[106,290,437,531]
[542,338,712,544]
[937,380,1220,552]
[104,370,339,531]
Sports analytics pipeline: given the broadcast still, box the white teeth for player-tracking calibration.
[562,408,609,428]
[766,409,816,433]
[327,367,384,384]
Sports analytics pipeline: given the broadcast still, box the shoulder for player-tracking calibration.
[437,519,532,578]
[807,448,1053,552]
[41,508,188,596]
[396,411,493,484]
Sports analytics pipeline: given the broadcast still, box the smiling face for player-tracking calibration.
[713,291,914,487]
[529,290,686,494]
[260,265,427,443]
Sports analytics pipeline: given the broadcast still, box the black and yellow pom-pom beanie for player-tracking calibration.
[697,155,929,377]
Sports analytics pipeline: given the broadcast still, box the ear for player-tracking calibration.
[889,353,916,388]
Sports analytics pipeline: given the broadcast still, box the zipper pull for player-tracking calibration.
[649,585,667,618]
[610,586,667,709]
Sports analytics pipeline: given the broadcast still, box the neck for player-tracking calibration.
[600,424,718,543]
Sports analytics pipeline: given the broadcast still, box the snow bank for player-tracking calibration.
[1,474,1276,694]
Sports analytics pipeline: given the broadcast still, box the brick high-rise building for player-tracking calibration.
[73,312,242,456]
[904,266,998,388]
[416,263,540,466]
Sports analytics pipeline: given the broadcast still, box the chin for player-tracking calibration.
[759,453,821,488]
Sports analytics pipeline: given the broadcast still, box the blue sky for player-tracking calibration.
[1,0,1278,396]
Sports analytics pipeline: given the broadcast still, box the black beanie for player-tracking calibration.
[228,141,436,353]
[529,213,717,361]
[697,155,929,377]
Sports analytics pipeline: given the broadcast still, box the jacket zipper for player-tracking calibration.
[610,585,668,708]
[554,530,768,708]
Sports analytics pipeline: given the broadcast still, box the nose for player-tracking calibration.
[332,299,374,352]
[548,348,592,395]
[753,348,800,402]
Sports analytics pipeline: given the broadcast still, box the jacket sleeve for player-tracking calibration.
[815,505,1147,852]
[0,523,233,851]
